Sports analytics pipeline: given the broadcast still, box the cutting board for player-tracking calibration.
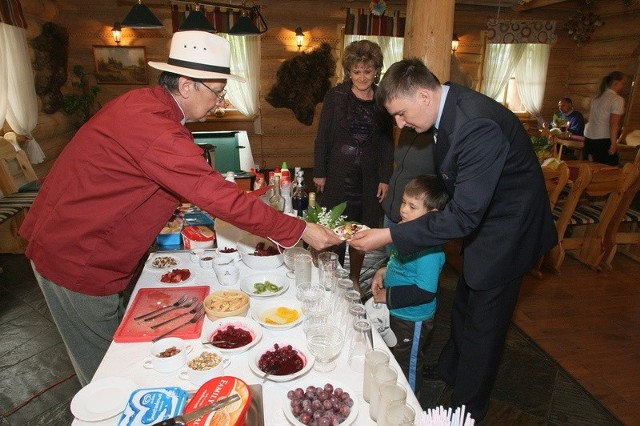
[114,286,209,343]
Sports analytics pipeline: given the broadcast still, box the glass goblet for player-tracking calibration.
[306,325,344,372]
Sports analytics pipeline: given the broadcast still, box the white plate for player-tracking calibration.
[282,380,359,426]
[332,223,370,241]
[240,273,289,297]
[157,268,195,285]
[201,316,263,355]
[70,377,136,422]
[251,298,304,330]
[248,339,314,382]
[145,255,181,271]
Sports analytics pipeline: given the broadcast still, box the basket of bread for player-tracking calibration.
[204,290,250,321]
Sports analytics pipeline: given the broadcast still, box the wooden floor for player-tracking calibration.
[514,254,640,425]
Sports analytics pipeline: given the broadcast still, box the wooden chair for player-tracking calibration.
[601,149,640,269]
[545,162,639,273]
[0,137,38,196]
[530,163,571,278]
[542,162,570,209]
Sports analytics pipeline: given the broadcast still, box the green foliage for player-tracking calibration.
[531,135,553,158]
[62,65,101,127]
[304,201,347,229]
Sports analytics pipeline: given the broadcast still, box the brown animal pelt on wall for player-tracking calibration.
[266,43,336,126]
[30,22,69,114]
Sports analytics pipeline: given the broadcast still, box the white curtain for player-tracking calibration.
[343,35,404,82]
[515,44,550,126]
[0,23,45,164]
[220,34,261,133]
[482,43,526,100]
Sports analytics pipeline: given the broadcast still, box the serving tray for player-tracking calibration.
[114,286,208,343]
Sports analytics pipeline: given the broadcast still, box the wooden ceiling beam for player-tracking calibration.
[512,0,569,12]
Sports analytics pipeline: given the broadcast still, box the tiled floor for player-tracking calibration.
[0,251,621,425]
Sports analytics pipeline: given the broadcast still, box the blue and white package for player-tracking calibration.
[118,387,188,426]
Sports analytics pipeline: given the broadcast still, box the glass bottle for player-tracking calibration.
[292,174,309,217]
[269,175,285,211]
[308,192,316,209]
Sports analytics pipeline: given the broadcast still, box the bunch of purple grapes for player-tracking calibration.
[287,383,354,425]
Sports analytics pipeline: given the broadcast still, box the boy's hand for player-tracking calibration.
[371,267,387,303]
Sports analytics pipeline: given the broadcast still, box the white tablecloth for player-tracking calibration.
[78,235,422,425]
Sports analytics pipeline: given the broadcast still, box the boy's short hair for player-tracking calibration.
[404,175,449,211]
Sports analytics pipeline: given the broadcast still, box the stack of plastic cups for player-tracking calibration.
[333,278,354,318]
[344,303,366,342]
[347,318,371,372]
[369,365,398,421]
[363,350,390,403]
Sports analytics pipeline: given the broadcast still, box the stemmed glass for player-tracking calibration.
[306,325,344,372]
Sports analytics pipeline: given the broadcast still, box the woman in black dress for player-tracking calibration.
[313,40,394,294]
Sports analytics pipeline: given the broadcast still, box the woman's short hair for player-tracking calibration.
[376,58,440,106]
[342,40,383,79]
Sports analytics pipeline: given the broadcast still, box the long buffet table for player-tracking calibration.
[72,221,422,425]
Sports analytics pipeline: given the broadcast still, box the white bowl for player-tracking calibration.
[201,316,262,355]
[240,273,289,297]
[251,298,304,330]
[248,339,314,382]
[237,235,284,270]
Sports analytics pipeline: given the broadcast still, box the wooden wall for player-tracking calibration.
[17,0,640,176]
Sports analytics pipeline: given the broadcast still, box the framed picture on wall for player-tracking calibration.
[92,46,148,85]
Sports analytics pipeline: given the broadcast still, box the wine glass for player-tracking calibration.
[306,325,344,372]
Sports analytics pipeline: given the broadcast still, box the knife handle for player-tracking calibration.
[151,418,180,426]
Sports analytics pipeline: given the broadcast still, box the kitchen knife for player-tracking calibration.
[151,393,240,426]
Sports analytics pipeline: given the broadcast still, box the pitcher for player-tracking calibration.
[213,255,240,286]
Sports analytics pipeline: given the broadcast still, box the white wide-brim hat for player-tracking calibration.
[149,31,246,82]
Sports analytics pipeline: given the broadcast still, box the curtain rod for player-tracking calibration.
[169,0,253,11]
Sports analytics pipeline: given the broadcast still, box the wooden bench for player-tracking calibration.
[0,192,37,225]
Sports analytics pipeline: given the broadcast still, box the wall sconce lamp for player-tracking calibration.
[179,4,215,31]
[452,33,459,53]
[295,27,304,51]
[121,0,163,29]
[112,22,122,45]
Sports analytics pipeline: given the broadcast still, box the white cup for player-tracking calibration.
[368,364,398,420]
[213,258,240,286]
[371,383,407,421]
[294,253,312,286]
[363,349,390,403]
[379,400,416,426]
[199,255,215,269]
[179,348,230,387]
[143,337,192,373]
[189,249,204,263]
[216,247,241,262]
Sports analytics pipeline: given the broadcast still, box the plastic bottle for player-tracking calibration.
[280,162,292,214]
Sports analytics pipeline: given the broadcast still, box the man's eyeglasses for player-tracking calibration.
[199,82,226,102]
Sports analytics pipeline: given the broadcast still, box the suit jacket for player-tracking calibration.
[392,82,557,289]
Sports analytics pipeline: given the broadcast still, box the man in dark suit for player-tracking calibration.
[350,59,557,421]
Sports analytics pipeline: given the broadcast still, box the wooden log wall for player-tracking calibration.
[17,0,640,177]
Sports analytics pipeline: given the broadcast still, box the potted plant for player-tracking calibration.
[62,65,101,128]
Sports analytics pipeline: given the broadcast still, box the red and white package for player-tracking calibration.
[184,376,252,426]
[182,225,215,249]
